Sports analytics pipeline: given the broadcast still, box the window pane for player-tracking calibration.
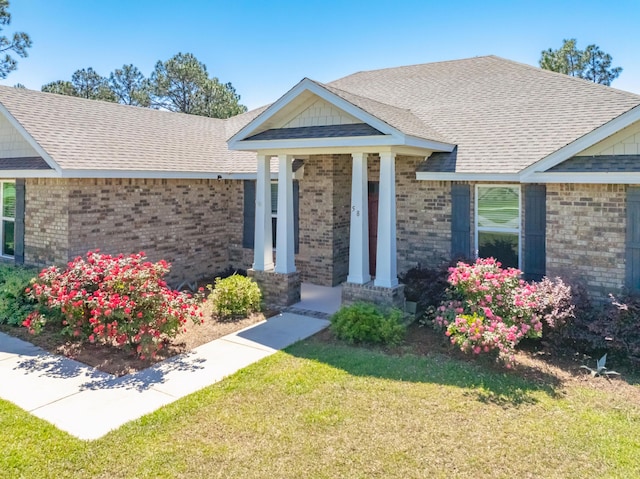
[272,217,277,248]
[3,220,14,256]
[477,186,519,229]
[3,183,15,218]
[478,231,518,268]
[271,183,278,214]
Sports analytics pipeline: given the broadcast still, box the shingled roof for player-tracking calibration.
[328,56,640,173]
[0,86,258,176]
[1,55,640,177]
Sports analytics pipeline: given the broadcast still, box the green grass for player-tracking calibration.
[2,339,640,478]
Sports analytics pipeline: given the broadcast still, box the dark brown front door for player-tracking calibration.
[368,182,379,277]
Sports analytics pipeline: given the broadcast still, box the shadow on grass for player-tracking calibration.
[286,338,563,407]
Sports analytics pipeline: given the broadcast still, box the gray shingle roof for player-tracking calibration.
[0,86,257,174]
[329,56,640,173]
[245,123,383,140]
[549,155,640,172]
[0,156,51,170]
[2,55,640,176]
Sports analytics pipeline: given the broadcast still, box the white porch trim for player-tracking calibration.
[253,154,274,271]
[275,154,296,273]
[374,151,399,288]
[347,152,370,284]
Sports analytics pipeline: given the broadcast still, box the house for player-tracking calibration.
[1,55,639,307]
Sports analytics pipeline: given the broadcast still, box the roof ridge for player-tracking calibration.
[317,80,452,143]
[331,55,497,82]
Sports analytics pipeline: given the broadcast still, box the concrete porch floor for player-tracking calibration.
[291,283,342,316]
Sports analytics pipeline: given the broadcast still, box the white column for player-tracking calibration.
[253,154,274,271]
[374,151,398,288]
[275,154,296,273]
[347,152,370,284]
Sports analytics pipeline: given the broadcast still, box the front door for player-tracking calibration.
[368,181,379,277]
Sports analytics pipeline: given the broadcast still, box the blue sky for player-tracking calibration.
[2,0,639,110]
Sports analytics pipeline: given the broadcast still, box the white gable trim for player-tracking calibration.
[520,104,640,179]
[416,172,521,182]
[228,78,454,153]
[0,102,62,174]
[522,172,640,184]
[0,169,58,178]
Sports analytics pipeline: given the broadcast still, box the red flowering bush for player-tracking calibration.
[433,257,542,366]
[23,250,204,359]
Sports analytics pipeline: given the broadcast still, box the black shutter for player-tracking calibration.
[293,180,299,254]
[626,187,640,290]
[242,180,255,249]
[14,179,25,265]
[451,183,471,259]
[523,184,546,281]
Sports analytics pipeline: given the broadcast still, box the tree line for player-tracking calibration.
[40,52,247,119]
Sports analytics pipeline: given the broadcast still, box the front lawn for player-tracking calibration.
[2,337,639,478]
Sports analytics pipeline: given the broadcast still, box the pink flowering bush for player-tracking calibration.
[433,257,543,366]
[23,250,205,359]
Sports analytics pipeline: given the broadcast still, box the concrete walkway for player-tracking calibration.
[0,312,330,440]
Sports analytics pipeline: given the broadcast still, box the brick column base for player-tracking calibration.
[341,281,405,309]
[248,269,301,309]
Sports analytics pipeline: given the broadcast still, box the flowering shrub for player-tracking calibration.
[433,257,542,365]
[23,250,204,359]
[208,274,261,320]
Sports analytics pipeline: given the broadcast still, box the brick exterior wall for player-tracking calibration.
[396,156,453,272]
[248,269,301,308]
[24,178,70,265]
[296,154,351,286]
[546,183,627,300]
[24,178,239,284]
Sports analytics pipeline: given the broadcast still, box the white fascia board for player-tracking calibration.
[404,135,455,152]
[228,78,449,150]
[416,172,521,182]
[522,172,640,184]
[59,169,240,179]
[0,169,58,178]
[0,102,62,174]
[520,104,640,179]
[233,135,399,151]
[56,169,304,181]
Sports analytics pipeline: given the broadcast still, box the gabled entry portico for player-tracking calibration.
[227,78,455,307]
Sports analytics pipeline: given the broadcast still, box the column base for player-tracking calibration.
[248,269,301,309]
[341,281,405,310]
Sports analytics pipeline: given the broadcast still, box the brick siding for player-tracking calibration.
[546,183,627,300]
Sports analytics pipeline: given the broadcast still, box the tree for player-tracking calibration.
[71,68,116,101]
[539,39,622,86]
[41,80,77,96]
[109,64,151,107]
[0,0,31,79]
[41,68,117,102]
[150,52,246,118]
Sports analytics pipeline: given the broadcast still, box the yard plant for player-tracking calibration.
[208,273,261,320]
[24,250,204,359]
[330,302,405,346]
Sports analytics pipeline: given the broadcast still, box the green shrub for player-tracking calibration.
[0,264,37,325]
[330,302,406,346]
[208,274,261,321]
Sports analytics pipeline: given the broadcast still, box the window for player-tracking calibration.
[0,181,15,257]
[475,185,520,268]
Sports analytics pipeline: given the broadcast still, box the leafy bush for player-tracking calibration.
[576,293,640,360]
[432,258,543,365]
[532,276,576,347]
[24,250,204,359]
[399,261,452,313]
[330,302,406,346]
[208,274,261,321]
[0,264,38,325]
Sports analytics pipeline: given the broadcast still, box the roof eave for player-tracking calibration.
[520,103,640,179]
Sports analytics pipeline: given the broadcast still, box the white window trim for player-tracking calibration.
[474,184,521,269]
[0,180,15,259]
